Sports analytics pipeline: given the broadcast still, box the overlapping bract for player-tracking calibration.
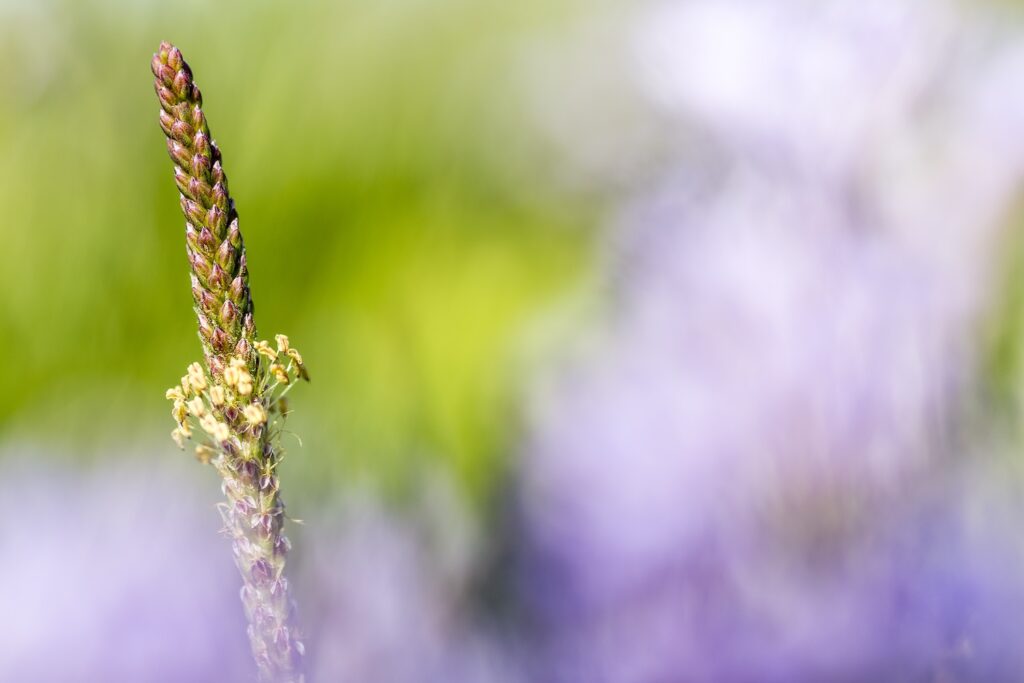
[152,41,256,375]
[154,42,307,682]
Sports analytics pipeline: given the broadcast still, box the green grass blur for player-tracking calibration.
[0,0,597,505]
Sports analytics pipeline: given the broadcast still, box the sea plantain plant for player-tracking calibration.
[152,41,307,683]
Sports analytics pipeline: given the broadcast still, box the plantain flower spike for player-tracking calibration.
[153,41,309,683]
[152,41,256,376]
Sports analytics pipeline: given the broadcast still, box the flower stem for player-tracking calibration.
[153,42,307,682]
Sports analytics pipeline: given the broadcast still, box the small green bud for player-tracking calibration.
[170,119,193,146]
[189,104,205,132]
[211,183,228,210]
[173,167,191,197]
[172,70,191,98]
[198,227,216,251]
[209,263,228,291]
[167,139,191,168]
[217,239,235,270]
[156,63,175,85]
[191,279,213,309]
[191,153,211,180]
[156,85,176,112]
[229,276,246,304]
[188,176,211,203]
[193,131,210,155]
[228,219,242,248]
[166,45,183,71]
[181,197,205,227]
[234,337,252,359]
[220,299,238,328]
[197,312,215,341]
[207,205,226,237]
[150,53,165,78]
[158,110,175,137]
[211,327,229,353]
[185,225,200,252]
[190,250,212,280]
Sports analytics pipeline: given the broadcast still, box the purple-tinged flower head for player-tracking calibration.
[0,454,252,682]
[152,41,255,376]
[153,43,310,682]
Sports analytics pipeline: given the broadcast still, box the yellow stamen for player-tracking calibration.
[255,340,278,360]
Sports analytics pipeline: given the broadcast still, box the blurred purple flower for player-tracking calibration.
[0,454,518,683]
[301,486,521,683]
[0,453,252,682]
[517,0,1024,681]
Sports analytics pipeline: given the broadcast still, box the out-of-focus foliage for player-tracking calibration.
[0,0,595,503]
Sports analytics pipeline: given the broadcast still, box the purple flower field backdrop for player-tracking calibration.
[3,0,1024,681]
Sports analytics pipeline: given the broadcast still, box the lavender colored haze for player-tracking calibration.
[0,456,252,682]
[0,455,513,682]
[517,0,1024,681]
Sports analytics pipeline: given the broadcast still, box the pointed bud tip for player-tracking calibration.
[220,299,238,324]
[167,46,183,71]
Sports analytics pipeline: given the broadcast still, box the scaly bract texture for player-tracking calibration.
[153,41,307,683]
[152,41,256,376]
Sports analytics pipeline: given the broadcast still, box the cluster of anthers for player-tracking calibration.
[166,334,307,462]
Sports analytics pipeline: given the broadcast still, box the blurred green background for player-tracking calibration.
[0,0,598,507]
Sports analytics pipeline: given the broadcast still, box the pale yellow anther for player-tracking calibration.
[181,375,193,396]
[286,348,304,365]
[236,371,253,396]
[275,334,290,353]
[171,428,186,449]
[270,363,290,385]
[199,414,230,443]
[229,357,248,370]
[255,340,278,360]
[165,386,185,401]
[209,385,226,406]
[187,362,208,391]
[212,421,230,442]
[199,413,219,435]
[243,403,267,425]
[172,399,188,424]
[187,396,206,417]
[223,366,240,387]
